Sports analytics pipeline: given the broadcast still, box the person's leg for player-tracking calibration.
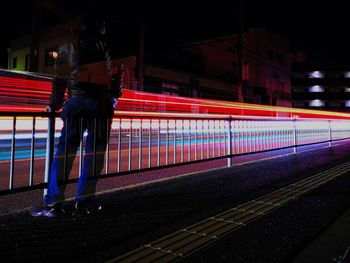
[43,97,85,207]
[44,117,82,205]
[76,117,111,203]
[31,114,83,217]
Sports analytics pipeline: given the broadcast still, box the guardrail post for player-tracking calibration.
[328,120,332,147]
[9,116,16,190]
[44,112,55,197]
[227,116,233,167]
[293,118,297,154]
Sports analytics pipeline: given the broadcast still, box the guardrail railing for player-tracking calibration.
[1,111,350,195]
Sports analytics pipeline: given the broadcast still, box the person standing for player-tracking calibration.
[30,10,123,217]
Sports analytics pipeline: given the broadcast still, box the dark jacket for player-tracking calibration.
[49,15,121,111]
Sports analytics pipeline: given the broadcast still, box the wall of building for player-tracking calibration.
[182,27,292,106]
[9,48,30,71]
[144,64,235,100]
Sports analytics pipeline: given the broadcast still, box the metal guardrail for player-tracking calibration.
[1,111,350,195]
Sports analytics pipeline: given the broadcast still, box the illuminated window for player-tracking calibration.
[345,72,350,78]
[346,101,350,107]
[345,87,350,92]
[45,44,67,66]
[308,71,324,78]
[309,85,324,92]
[309,99,325,107]
[45,48,59,66]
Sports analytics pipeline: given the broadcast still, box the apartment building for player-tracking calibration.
[9,23,292,105]
[292,68,350,112]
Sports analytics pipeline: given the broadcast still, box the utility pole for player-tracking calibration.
[7,48,11,70]
[29,0,41,72]
[236,0,244,102]
[136,19,145,91]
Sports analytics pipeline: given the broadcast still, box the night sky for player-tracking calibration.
[1,0,350,68]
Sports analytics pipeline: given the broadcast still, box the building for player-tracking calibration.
[8,22,292,106]
[292,68,350,112]
[8,20,136,90]
[178,27,292,106]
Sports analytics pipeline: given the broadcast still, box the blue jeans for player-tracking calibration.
[44,96,113,205]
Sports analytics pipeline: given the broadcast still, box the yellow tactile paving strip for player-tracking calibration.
[106,161,350,263]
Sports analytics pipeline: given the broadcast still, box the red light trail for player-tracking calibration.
[1,74,350,120]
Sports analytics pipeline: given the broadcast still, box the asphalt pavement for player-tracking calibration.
[1,140,350,262]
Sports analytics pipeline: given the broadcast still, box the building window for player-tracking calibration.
[25,54,30,71]
[12,57,17,69]
[45,44,67,66]
[309,99,325,107]
[309,85,324,92]
[330,87,341,93]
[293,102,305,107]
[345,87,350,92]
[308,71,324,78]
[276,80,284,91]
[346,101,350,107]
[330,102,341,107]
[345,72,350,78]
[293,87,305,92]
[162,82,180,96]
[45,48,59,66]
[268,49,274,60]
[276,53,283,64]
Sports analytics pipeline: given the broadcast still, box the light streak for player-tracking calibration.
[2,72,350,121]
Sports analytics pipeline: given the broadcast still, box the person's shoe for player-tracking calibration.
[73,201,102,216]
[30,203,65,218]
